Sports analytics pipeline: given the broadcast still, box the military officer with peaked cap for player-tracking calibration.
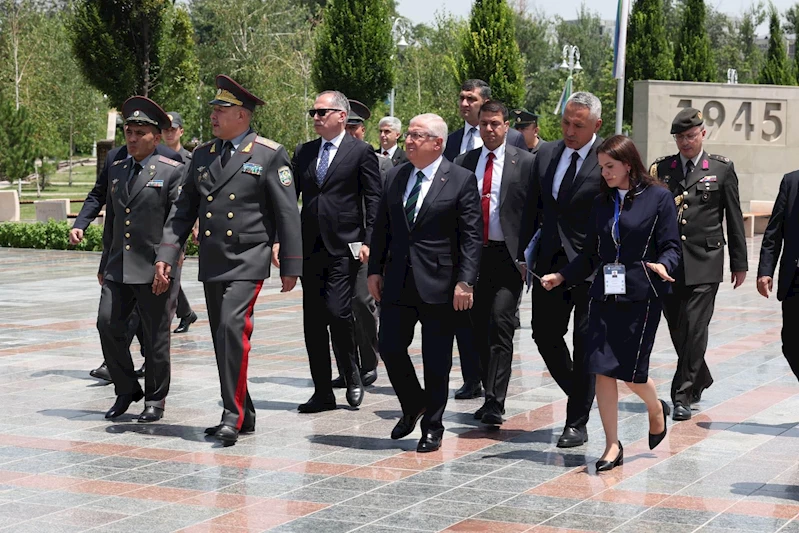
[650,107,747,421]
[512,109,546,155]
[98,96,185,423]
[154,75,303,446]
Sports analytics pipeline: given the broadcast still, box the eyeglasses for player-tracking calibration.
[404,131,438,142]
[308,108,342,118]
[673,131,702,143]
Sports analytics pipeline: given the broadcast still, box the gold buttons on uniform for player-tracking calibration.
[125,232,130,238]
[226,230,233,237]
[125,244,131,250]
[681,219,687,225]
[205,230,211,237]
[207,195,213,202]
[125,220,131,226]
[227,212,234,219]
[206,212,212,219]
[229,194,235,200]
[683,203,689,209]
[683,191,688,197]
[681,235,687,241]
[125,208,131,214]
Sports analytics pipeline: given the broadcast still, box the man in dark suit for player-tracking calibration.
[377,116,408,166]
[650,108,747,421]
[290,91,382,413]
[368,113,482,452]
[518,91,603,448]
[757,171,799,381]
[98,96,184,423]
[455,101,534,426]
[155,75,303,445]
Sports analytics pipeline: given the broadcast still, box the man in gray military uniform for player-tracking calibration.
[98,96,185,423]
[512,109,546,155]
[650,107,748,421]
[154,75,302,446]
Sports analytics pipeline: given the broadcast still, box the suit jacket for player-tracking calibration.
[650,151,747,285]
[178,146,193,162]
[443,126,527,162]
[377,146,408,167]
[454,144,535,263]
[519,137,604,276]
[758,171,799,301]
[157,131,303,281]
[99,154,184,284]
[560,184,682,301]
[292,134,381,258]
[378,155,393,183]
[74,144,182,231]
[368,158,483,305]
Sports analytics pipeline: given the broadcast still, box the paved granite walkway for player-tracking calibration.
[0,240,797,533]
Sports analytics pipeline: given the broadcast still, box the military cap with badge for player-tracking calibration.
[209,74,265,111]
[512,108,539,128]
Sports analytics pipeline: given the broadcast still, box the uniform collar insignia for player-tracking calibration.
[702,159,709,170]
[241,142,253,154]
[670,159,677,169]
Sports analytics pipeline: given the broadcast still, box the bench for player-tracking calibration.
[742,200,774,238]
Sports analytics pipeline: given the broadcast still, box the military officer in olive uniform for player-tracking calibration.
[155,75,302,446]
[98,96,185,423]
[650,108,748,421]
[513,109,546,155]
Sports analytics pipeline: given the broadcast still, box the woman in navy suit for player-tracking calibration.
[542,135,681,472]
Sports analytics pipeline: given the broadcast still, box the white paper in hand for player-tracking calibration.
[348,242,363,260]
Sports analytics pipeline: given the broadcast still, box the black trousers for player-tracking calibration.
[664,281,718,406]
[380,269,455,435]
[474,243,523,409]
[333,260,379,375]
[781,271,799,381]
[98,280,173,407]
[456,316,481,385]
[204,280,263,429]
[531,251,595,428]
[176,286,194,319]
[302,237,359,396]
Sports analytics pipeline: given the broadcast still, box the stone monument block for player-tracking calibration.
[0,190,20,222]
[35,199,70,222]
[96,140,114,180]
[633,80,799,209]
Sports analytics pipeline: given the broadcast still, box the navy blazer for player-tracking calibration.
[368,158,483,305]
[560,184,682,302]
[758,171,799,301]
[443,127,527,161]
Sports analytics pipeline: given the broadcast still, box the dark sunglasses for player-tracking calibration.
[308,108,342,118]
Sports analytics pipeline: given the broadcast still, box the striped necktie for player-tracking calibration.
[404,171,425,225]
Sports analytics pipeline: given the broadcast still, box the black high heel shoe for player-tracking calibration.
[649,399,670,450]
[596,441,623,472]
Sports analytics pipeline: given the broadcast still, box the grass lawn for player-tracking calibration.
[15,163,95,220]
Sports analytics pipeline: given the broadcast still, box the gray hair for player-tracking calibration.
[566,91,602,121]
[410,113,448,149]
[378,116,402,133]
[318,90,350,115]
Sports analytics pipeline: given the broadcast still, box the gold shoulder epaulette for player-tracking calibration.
[709,154,731,163]
[158,155,180,167]
[254,136,280,150]
[649,162,658,178]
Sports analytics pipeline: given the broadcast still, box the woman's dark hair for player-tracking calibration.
[596,135,665,201]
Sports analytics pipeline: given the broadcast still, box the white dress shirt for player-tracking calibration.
[475,143,506,241]
[403,156,443,223]
[458,121,483,155]
[316,130,346,172]
[382,144,398,158]
[679,152,703,175]
[552,133,596,198]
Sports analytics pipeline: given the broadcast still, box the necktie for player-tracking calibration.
[481,152,494,243]
[127,162,142,194]
[405,171,425,226]
[383,151,389,157]
[465,127,477,153]
[221,141,233,167]
[557,152,580,201]
[686,160,695,175]
[316,142,333,186]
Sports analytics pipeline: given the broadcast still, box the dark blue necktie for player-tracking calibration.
[405,171,425,225]
[316,142,333,186]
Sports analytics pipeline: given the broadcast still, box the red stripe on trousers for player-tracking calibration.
[234,280,263,430]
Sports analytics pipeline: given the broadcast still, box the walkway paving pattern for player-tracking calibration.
[0,240,797,532]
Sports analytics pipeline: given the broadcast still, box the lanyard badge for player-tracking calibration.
[605,192,626,295]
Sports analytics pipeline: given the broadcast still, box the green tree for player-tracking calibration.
[457,0,525,108]
[0,101,36,183]
[759,6,793,85]
[738,2,766,83]
[513,6,558,120]
[312,0,394,109]
[674,0,716,81]
[784,2,799,82]
[624,0,673,122]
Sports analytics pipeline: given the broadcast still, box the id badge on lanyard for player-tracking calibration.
[604,192,626,295]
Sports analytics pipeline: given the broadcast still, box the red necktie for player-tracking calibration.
[482,152,494,243]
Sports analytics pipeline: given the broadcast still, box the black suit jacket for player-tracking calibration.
[519,137,604,275]
[454,144,535,263]
[74,144,182,231]
[443,126,527,162]
[292,134,381,258]
[758,171,799,301]
[368,158,483,305]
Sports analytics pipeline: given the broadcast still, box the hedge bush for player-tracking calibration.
[0,220,198,255]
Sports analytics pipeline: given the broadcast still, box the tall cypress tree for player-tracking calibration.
[0,101,36,183]
[457,0,525,108]
[673,0,716,82]
[312,0,394,108]
[624,0,673,121]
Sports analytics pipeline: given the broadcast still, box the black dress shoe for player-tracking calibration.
[331,375,346,389]
[649,399,670,450]
[138,406,163,423]
[454,381,483,400]
[361,369,378,387]
[596,441,623,472]
[474,402,505,420]
[135,363,145,379]
[417,432,442,453]
[298,393,337,413]
[557,425,588,448]
[345,373,364,408]
[391,408,426,440]
[214,424,239,446]
[205,422,255,436]
[90,362,113,382]
[105,390,144,419]
[173,311,198,334]
[481,403,504,426]
[673,403,692,421]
